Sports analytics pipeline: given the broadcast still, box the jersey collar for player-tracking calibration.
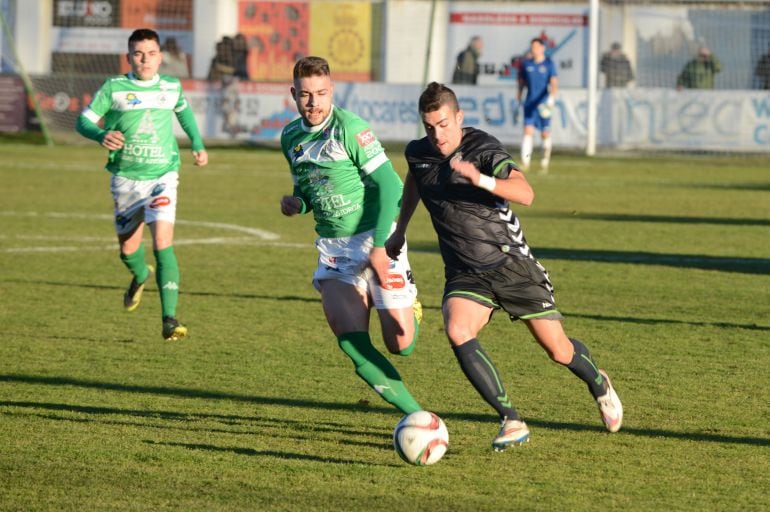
[301,105,334,134]
[128,72,160,87]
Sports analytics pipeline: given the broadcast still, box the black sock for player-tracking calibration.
[566,338,607,398]
[452,339,520,421]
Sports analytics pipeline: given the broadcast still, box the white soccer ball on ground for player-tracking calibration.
[393,410,449,466]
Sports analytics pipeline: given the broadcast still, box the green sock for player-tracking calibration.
[154,246,180,318]
[337,332,422,414]
[398,302,421,356]
[120,245,150,283]
[398,317,419,356]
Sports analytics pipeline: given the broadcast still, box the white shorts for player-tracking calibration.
[313,228,417,310]
[110,172,179,235]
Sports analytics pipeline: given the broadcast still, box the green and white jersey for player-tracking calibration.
[82,73,192,179]
[281,105,395,239]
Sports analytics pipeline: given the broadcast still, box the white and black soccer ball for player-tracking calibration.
[393,410,449,466]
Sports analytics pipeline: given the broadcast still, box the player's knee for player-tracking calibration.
[445,322,474,345]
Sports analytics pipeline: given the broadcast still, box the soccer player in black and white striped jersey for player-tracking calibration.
[386,82,623,451]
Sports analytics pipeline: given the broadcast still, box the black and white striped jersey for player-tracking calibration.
[405,127,534,274]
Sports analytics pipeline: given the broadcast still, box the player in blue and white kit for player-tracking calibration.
[517,38,558,172]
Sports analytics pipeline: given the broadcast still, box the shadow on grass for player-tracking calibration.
[406,243,770,275]
[562,311,770,332]
[2,376,768,448]
[527,211,770,227]
[143,440,399,466]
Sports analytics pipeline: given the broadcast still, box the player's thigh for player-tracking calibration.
[318,279,371,336]
[148,220,175,250]
[144,172,179,243]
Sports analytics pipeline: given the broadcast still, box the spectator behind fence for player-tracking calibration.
[600,42,633,88]
[233,33,249,80]
[159,37,190,78]
[452,36,483,85]
[676,45,721,90]
[755,44,770,90]
[207,37,236,83]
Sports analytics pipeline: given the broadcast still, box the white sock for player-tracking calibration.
[542,136,552,163]
[521,135,533,168]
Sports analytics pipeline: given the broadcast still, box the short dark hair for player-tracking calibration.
[418,82,459,114]
[293,56,331,80]
[531,37,545,46]
[128,28,160,49]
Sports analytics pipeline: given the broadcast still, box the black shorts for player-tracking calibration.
[444,257,562,321]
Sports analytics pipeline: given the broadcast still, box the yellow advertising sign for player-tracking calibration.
[309,2,372,81]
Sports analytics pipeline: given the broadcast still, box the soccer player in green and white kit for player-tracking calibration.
[76,28,208,341]
[280,56,423,415]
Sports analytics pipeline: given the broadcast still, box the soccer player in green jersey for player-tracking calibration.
[279,56,423,415]
[76,28,208,341]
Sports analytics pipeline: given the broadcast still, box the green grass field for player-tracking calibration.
[1,142,769,511]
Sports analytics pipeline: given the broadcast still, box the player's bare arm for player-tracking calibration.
[101,131,125,150]
[280,195,302,216]
[450,157,534,206]
[368,246,393,290]
[385,173,420,260]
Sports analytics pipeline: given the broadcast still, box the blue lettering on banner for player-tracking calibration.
[754,124,769,144]
[336,83,419,124]
[752,97,770,118]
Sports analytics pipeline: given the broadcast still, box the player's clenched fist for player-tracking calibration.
[280,195,302,216]
[101,131,125,150]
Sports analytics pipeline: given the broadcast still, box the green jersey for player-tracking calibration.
[281,106,400,240]
[81,73,203,180]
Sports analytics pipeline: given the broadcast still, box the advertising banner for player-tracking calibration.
[0,75,27,132]
[447,2,589,87]
[27,76,769,152]
[238,1,309,82]
[309,2,372,81]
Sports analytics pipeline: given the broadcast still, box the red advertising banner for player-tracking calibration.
[120,0,193,30]
[237,1,309,82]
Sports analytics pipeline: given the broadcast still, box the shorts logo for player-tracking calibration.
[115,214,129,227]
[149,196,171,208]
[151,183,166,197]
[356,129,375,147]
[384,273,405,289]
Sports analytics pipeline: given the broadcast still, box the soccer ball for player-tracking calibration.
[393,410,449,466]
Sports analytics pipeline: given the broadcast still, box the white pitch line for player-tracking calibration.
[0,211,292,254]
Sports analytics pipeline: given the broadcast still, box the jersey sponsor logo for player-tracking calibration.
[356,129,375,147]
[126,93,141,106]
[293,144,304,158]
[149,196,171,208]
[384,273,406,289]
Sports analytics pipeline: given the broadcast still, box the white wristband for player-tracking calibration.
[477,174,496,192]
